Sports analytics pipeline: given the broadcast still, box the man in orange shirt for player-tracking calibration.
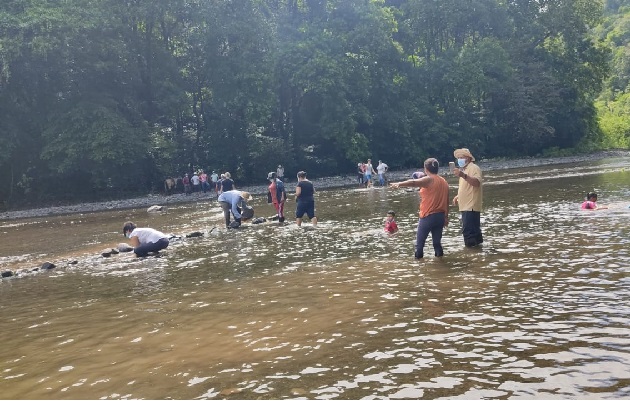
[390,158,449,259]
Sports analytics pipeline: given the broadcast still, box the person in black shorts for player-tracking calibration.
[295,171,317,226]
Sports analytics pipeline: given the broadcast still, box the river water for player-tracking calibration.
[1,157,630,399]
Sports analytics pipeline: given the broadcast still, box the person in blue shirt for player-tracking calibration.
[217,190,252,228]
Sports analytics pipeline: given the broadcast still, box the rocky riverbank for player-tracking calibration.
[1,150,628,221]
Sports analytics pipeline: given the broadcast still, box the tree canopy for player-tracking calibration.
[0,0,614,205]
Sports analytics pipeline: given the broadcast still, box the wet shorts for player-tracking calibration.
[296,201,315,219]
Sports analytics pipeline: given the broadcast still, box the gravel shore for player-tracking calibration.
[1,150,628,221]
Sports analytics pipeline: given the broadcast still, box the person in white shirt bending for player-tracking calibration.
[123,221,170,257]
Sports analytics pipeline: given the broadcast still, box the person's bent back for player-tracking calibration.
[123,221,170,257]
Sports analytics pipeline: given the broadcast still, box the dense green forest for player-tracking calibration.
[0,0,626,205]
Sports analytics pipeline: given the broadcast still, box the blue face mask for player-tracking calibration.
[126,232,132,239]
[457,158,467,168]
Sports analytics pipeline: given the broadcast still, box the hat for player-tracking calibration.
[278,164,282,168]
[267,172,276,180]
[240,191,253,201]
[454,148,475,161]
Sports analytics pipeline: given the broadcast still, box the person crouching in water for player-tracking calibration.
[390,158,449,259]
[123,222,170,257]
[218,190,253,228]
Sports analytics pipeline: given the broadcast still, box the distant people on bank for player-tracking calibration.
[210,171,219,195]
[183,173,192,195]
[357,162,365,186]
[376,160,389,186]
[191,171,201,193]
[277,164,285,182]
[452,148,483,248]
[581,192,608,210]
[411,171,426,179]
[200,170,210,193]
[218,190,252,228]
[295,171,317,227]
[122,221,170,257]
[220,172,234,192]
[384,210,399,234]
[364,159,377,188]
[267,171,287,223]
[390,158,449,259]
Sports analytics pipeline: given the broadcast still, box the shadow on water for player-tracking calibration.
[1,157,630,399]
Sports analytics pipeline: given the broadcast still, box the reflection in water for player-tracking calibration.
[1,158,630,399]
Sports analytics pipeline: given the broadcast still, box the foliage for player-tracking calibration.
[0,0,616,206]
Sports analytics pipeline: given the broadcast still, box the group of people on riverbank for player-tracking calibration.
[167,170,235,197]
[357,159,389,188]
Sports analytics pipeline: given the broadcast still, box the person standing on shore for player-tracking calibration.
[357,163,365,186]
[364,159,376,188]
[220,172,235,192]
[122,221,170,257]
[452,148,483,247]
[295,171,317,226]
[377,160,389,186]
[277,165,285,182]
[390,158,449,259]
[182,173,191,195]
[191,171,201,193]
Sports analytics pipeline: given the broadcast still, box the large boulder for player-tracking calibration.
[1,270,14,278]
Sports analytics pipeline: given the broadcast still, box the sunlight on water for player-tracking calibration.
[1,158,630,399]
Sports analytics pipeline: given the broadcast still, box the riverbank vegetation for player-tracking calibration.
[0,0,628,208]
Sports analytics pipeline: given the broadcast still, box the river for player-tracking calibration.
[1,157,630,399]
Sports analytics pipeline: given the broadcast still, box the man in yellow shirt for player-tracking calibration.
[452,148,483,247]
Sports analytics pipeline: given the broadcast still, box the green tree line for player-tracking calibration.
[0,0,613,205]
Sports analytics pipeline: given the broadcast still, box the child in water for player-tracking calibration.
[384,210,399,233]
[581,192,608,210]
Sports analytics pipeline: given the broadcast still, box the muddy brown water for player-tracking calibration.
[1,158,630,399]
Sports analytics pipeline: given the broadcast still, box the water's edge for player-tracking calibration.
[2,150,628,221]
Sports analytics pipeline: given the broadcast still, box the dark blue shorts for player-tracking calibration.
[296,201,315,219]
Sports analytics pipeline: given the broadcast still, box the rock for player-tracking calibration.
[1,270,14,278]
[68,260,78,265]
[252,217,266,224]
[31,267,39,272]
[117,243,134,252]
[186,231,204,238]
[147,205,165,213]
[110,248,120,255]
[101,250,112,257]
[41,262,55,270]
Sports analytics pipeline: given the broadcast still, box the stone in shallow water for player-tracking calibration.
[186,231,203,238]
[147,205,165,213]
[117,243,134,252]
[41,262,55,270]
[1,270,13,278]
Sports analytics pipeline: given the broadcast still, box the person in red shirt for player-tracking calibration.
[384,210,398,233]
[267,172,287,223]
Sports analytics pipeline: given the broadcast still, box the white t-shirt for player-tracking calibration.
[377,163,388,174]
[130,228,167,244]
[191,175,200,185]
